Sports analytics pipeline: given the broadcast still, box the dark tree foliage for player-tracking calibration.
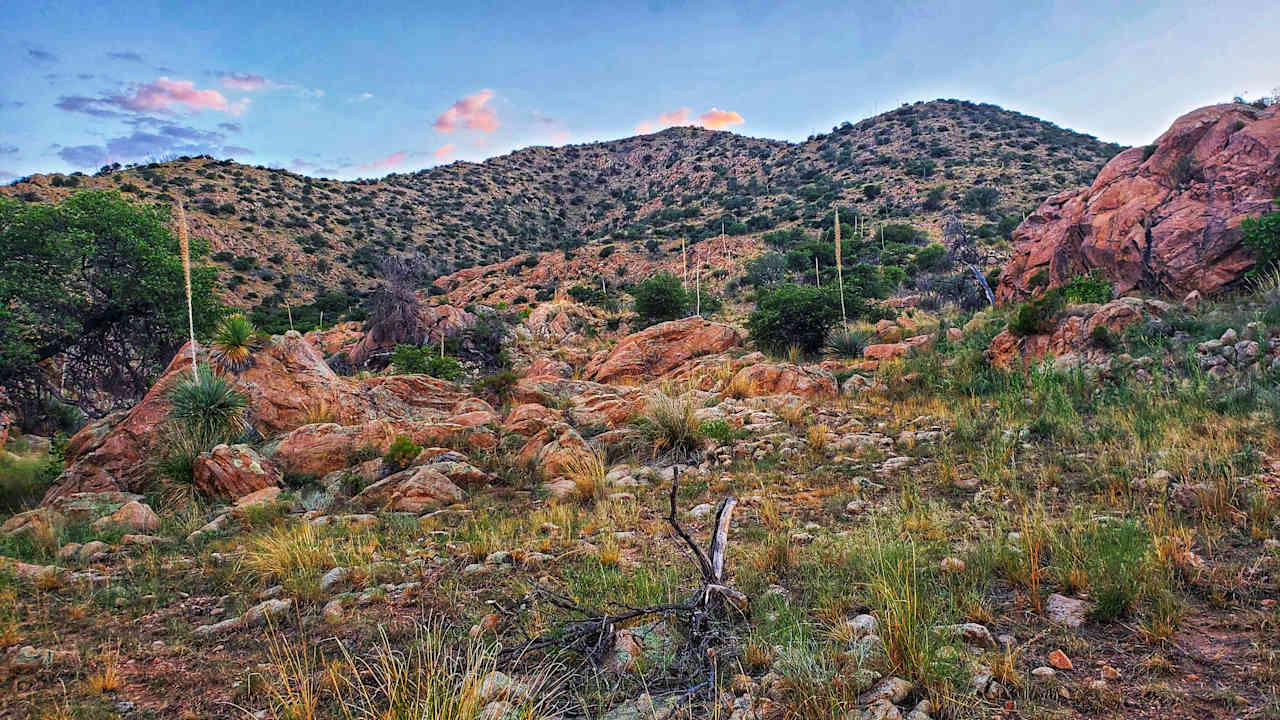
[747,284,844,355]
[630,272,691,326]
[0,191,221,427]
[359,253,429,365]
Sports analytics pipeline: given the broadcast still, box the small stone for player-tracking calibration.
[320,567,350,593]
[1048,649,1073,670]
[1031,666,1056,678]
[690,503,715,519]
[939,556,965,573]
[1045,593,1089,628]
[1101,665,1121,681]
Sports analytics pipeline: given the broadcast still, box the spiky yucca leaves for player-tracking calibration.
[210,314,262,372]
[827,329,870,358]
[166,363,249,441]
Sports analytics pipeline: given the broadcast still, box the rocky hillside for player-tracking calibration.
[3,100,1122,312]
[999,101,1280,301]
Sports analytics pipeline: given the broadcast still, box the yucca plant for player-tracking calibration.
[210,314,262,372]
[166,363,250,441]
[826,329,870,358]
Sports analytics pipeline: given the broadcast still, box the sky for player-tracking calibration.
[1,0,1277,181]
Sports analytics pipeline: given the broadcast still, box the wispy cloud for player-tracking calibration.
[107,51,145,63]
[218,121,242,133]
[0,144,18,155]
[56,77,249,118]
[433,89,498,133]
[58,145,107,167]
[218,72,272,91]
[56,122,234,168]
[222,145,253,157]
[434,144,456,161]
[358,150,407,171]
[348,92,374,103]
[27,49,57,64]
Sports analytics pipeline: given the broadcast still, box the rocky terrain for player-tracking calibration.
[1,100,1279,720]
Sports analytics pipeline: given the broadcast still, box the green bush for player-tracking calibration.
[390,345,463,380]
[383,435,421,473]
[747,284,841,355]
[698,419,744,444]
[1009,293,1065,336]
[629,272,690,326]
[1060,271,1113,304]
[1242,200,1280,276]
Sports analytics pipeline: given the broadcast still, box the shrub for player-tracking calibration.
[390,345,463,380]
[826,329,870,357]
[1242,200,1280,276]
[383,435,421,473]
[166,365,249,441]
[963,185,1001,213]
[747,284,841,356]
[210,314,262,372]
[1009,293,1065,336]
[473,370,518,405]
[637,389,702,455]
[699,419,744,444]
[629,272,690,326]
[1060,270,1113,304]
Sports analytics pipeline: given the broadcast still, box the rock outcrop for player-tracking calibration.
[585,318,742,385]
[45,333,472,501]
[192,444,282,501]
[725,363,837,399]
[998,102,1280,301]
[987,297,1172,368]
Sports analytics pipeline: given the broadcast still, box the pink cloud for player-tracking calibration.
[658,108,691,125]
[359,151,406,171]
[120,77,246,115]
[434,144,456,161]
[697,107,745,130]
[635,107,696,134]
[219,73,270,91]
[433,89,498,133]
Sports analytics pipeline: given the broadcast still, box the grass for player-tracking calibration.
[0,452,58,513]
[635,387,702,456]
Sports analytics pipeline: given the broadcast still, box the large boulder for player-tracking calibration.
[585,318,742,385]
[513,378,645,429]
[271,418,495,477]
[353,466,463,513]
[999,102,1280,301]
[192,444,282,501]
[725,363,837,399]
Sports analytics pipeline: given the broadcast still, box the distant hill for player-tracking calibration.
[2,99,1124,314]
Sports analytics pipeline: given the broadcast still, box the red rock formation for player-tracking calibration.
[998,103,1280,301]
[726,363,837,399]
[191,444,282,501]
[585,317,742,385]
[987,298,1171,368]
[271,418,494,477]
[45,333,475,501]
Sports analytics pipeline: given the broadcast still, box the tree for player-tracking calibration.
[0,191,221,426]
[747,284,841,355]
[358,253,429,366]
[630,272,690,326]
[963,185,1001,213]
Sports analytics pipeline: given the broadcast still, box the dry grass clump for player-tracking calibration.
[639,388,702,455]
[560,446,607,504]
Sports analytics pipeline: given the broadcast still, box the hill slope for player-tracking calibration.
[2,99,1123,312]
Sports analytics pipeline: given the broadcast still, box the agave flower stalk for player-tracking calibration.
[175,201,199,381]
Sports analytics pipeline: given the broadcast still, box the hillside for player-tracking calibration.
[2,100,1123,315]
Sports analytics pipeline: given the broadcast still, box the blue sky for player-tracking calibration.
[2,0,1277,180]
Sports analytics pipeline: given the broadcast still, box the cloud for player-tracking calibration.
[59,145,107,168]
[28,49,57,64]
[218,72,271,91]
[434,144,456,161]
[697,107,744,130]
[57,77,249,118]
[358,151,407,171]
[433,89,498,133]
[0,170,16,181]
[107,51,145,63]
[635,107,691,134]
[222,145,253,157]
[56,122,233,169]
[348,92,374,103]
[0,99,24,110]
[218,121,242,133]
[0,144,17,155]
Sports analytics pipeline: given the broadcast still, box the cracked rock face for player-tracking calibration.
[998,102,1280,302]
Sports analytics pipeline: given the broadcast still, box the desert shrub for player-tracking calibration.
[910,244,949,273]
[1242,200,1280,276]
[630,272,690,326]
[390,345,462,380]
[963,185,1001,213]
[473,370,518,405]
[744,252,788,287]
[1009,293,1065,336]
[699,419,745,444]
[383,435,421,473]
[748,284,842,356]
[636,389,702,455]
[1059,271,1113,304]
